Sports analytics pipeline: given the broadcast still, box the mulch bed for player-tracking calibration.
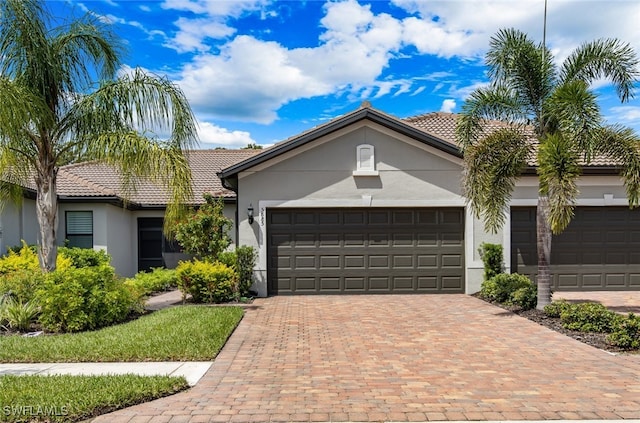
[484,299,638,354]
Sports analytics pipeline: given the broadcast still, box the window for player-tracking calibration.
[66,211,93,248]
[354,144,379,176]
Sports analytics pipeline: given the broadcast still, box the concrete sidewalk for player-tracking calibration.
[0,361,211,386]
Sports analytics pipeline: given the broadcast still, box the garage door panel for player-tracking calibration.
[442,276,463,290]
[418,255,438,268]
[345,277,366,291]
[295,256,316,269]
[268,208,465,294]
[320,277,340,291]
[511,206,640,291]
[370,277,391,290]
[417,233,437,246]
[345,255,365,268]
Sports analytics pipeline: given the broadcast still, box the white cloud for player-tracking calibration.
[161,0,270,52]
[164,0,640,127]
[197,121,256,148]
[440,99,456,113]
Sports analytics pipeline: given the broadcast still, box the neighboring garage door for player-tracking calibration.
[267,208,465,295]
[511,207,640,290]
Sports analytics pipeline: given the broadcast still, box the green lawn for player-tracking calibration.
[0,305,244,362]
[0,374,188,422]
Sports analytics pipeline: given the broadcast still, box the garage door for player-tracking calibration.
[511,207,640,290]
[267,208,465,294]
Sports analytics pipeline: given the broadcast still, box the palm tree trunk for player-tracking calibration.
[536,195,552,309]
[35,164,58,272]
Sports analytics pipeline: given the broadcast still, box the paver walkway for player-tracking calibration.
[91,294,640,422]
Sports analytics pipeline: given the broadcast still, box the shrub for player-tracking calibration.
[59,247,111,268]
[36,265,139,333]
[2,297,39,332]
[543,299,572,317]
[172,194,232,261]
[217,246,256,296]
[509,284,537,310]
[0,242,72,274]
[559,302,620,333]
[124,268,177,297]
[479,273,533,304]
[176,260,236,303]
[607,313,640,349]
[478,243,504,281]
[0,269,45,303]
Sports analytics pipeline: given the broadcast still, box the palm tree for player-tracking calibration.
[0,0,197,271]
[456,28,640,309]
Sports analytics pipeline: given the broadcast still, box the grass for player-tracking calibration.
[0,374,188,422]
[0,305,244,362]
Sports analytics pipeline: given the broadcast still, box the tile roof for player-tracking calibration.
[55,149,261,206]
[14,109,621,207]
[403,112,617,167]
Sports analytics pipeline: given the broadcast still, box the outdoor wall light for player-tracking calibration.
[247,204,254,224]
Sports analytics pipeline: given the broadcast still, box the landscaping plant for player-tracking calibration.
[478,242,504,281]
[176,260,236,303]
[172,194,232,261]
[479,273,537,309]
[36,265,140,333]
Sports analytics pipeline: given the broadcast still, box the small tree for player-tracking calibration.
[173,194,232,261]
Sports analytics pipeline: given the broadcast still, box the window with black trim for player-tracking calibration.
[66,211,93,248]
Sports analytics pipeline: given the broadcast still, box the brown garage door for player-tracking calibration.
[267,208,465,294]
[511,207,640,290]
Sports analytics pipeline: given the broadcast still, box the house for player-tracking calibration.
[219,104,640,296]
[0,149,260,277]
[2,104,639,295]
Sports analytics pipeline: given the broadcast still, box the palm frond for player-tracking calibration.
[543,80,601,161]
[486,28,556,115]
[463,128,531,233]
[594,125,640,207]
[456,85,528,150]
[537,133,580,234]
[560,38,639,102]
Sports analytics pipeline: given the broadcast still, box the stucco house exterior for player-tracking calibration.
[220,104,640,297]
[2,104,639,296]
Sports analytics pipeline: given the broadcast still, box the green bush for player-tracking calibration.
[543,299,573,317]
[607,313,640,349]
[2,297,39,332]
[509,284,537,310]
[478,243,504,281]
[36,265,140,333]
[124,268,177,298]
[559,302,620,333]
[217,246,256,296]
[0,269,45,303]
[176,260,236,303]
[480,273,533,304]
[172,194,232,261]
[59,247,111,268]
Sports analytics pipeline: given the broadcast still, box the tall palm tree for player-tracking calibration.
[0,0,197,271]
[456,28,640,309]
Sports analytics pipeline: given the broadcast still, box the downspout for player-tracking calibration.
[219,173,240,248]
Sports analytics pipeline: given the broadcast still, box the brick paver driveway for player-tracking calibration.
[93,295,640,422]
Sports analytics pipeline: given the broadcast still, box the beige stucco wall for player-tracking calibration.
[236,121,497,296]
[0,198,37,253]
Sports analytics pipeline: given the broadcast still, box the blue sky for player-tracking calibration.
[49,0,640,148]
